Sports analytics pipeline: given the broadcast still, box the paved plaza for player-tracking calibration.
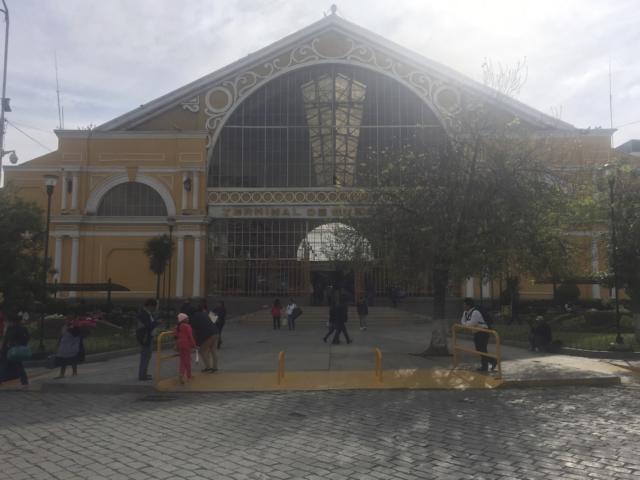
[1,385,640,480]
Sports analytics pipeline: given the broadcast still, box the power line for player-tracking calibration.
[616,119,640,129]
[6,119,53,152]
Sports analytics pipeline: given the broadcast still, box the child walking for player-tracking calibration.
[175,313,196,384]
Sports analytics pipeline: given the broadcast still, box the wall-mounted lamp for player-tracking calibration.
[66,176,73,194]
[183,176,192,192]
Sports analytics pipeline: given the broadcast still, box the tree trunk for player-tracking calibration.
[420,267,450,356]
[632,293,640,343]
[155,273,161,301]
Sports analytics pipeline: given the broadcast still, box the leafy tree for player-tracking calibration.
[604,161,640,341]
[144,235,173,301]
[0,187,46,311]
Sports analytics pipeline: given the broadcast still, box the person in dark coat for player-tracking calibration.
[212,301,227,348]
[357,296,369,331]
[330,295,352,345]
[190,302,219,373]
[179,298,196,319]
[0,314,30,386]
[529,316,553,352]
[54,319,86,378]
[136,298,161,381]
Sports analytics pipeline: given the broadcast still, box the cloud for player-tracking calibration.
[2,0,639,165]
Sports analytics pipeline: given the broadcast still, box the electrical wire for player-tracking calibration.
[6,119,53,152]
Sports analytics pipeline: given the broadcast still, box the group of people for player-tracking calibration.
[136,298,227,383]
[270,298,302,330]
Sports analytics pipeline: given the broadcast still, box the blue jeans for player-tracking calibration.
[287,314,295,330]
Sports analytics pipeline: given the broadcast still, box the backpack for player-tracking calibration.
[473,305,494,329]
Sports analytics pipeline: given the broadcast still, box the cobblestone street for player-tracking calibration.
[1,386,639,479]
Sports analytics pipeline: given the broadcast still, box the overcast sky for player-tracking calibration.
[2,0,639,165]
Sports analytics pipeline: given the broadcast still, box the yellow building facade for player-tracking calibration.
[3,14,615,302]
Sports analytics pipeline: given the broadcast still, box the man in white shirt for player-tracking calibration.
[461,297,496,372]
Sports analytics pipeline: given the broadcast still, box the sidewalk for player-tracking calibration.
[1,319,635,393]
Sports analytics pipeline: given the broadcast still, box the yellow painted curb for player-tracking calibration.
[156,367,503,392]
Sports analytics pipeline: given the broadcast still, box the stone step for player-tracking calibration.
[234,306,429,324]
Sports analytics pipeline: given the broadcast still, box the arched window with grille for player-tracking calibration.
[97,182,168,216]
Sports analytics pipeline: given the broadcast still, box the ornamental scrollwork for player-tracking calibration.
[204,33,463,134]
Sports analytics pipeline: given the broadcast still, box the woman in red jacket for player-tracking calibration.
[175,313,196,384]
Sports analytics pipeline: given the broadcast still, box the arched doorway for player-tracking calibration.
[297,223,373,305]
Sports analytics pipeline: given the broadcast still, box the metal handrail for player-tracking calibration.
[155,330,179,386]
[452,324,502,379]
[374,348,383,382]
[277,351,285,384]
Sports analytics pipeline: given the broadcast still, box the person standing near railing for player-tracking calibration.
[461,297,497,372]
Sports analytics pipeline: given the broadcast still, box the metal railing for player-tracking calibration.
[452,324,502,379]
[277,351,285,384]
[155,330,179,386]
[374,347,383,382]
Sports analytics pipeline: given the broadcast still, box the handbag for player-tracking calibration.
[7,345,32,362]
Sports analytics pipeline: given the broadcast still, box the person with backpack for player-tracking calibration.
[190,301,219,373]
[461,297,496,372]
[136,298,161,381]
[0,314,30,386]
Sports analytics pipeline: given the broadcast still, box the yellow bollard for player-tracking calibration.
[277,351,285,384]
[374,348,383,382]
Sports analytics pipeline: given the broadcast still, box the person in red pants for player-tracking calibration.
[175,313,196,384]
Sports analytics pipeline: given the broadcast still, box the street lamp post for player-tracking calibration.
[39,174,58,354]
[602,164,624,345]
[0,0,17,184]
[166,217,176,318]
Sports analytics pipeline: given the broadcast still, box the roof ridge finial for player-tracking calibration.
[330,4,337,16]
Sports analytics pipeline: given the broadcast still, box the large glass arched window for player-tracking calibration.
[208,64,447,188]
[97,182,168,216]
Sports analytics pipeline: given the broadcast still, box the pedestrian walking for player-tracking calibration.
[190,302,219,373]
[357,296,368,330]
[0,305,6,337]
[54,319,86,379]
[175,313,197,384]
[461,297,497,372]
[323,302,337,343]
[330,295,352,344]
[271,299,282,330]
[0,314,30,386]
[213,300,227,348]
[286,298,298,331]
[136,298,161,381]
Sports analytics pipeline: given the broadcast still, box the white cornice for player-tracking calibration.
[54,130,208,140]
[4,165,206,173]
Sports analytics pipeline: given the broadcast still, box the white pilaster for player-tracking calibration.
[70,236,79,297]
[591,235,601,299]
[192,171,199,210]
[54,236,63,278]
[465,277,474,298]
[193,236,201,297]
[61,177,68,211]
[481,276,491,299]
[176,236,185,297]
[182,172,188,211]
[71,173,79,210]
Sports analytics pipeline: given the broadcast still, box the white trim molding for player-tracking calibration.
[84,173,177,216]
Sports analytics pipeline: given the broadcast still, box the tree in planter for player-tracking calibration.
[0,187,46,311]
[144,235,173,301]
